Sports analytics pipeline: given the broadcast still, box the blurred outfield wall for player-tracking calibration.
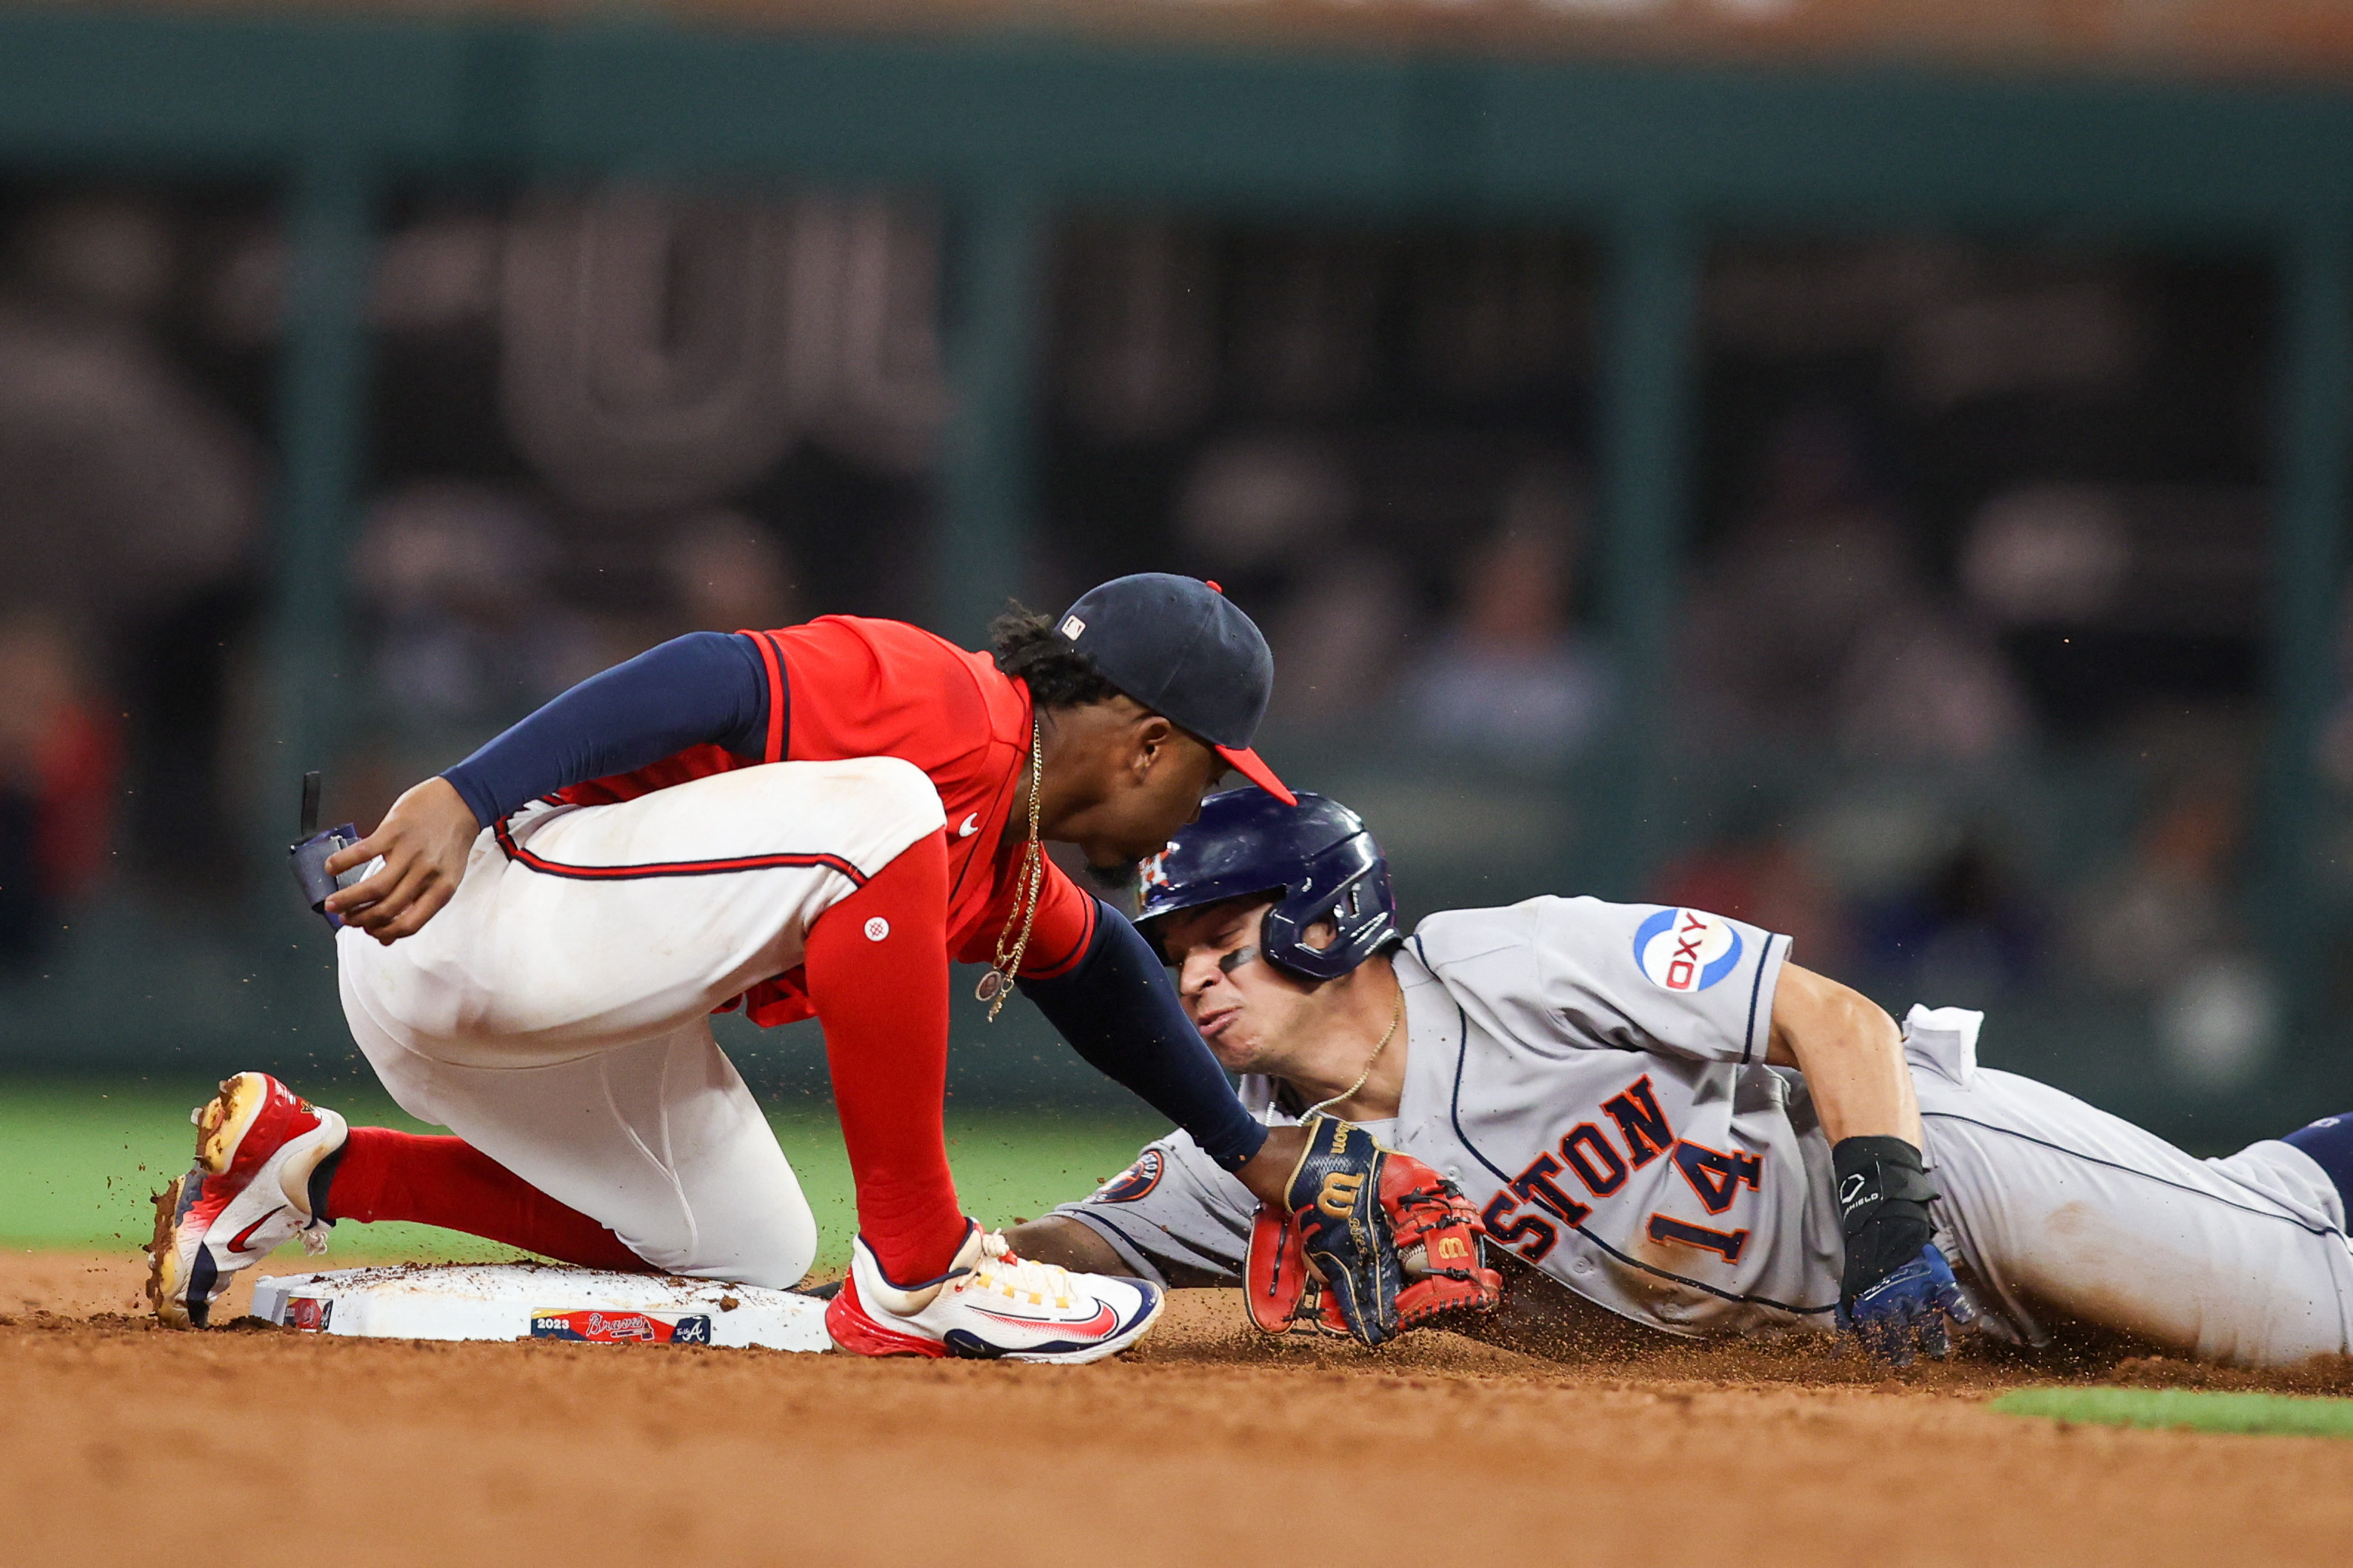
[1,7,2351,1150]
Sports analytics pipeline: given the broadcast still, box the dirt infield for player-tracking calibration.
[9,1252,2353,1567]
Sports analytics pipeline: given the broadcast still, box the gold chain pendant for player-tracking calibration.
[977,721,1045,1021]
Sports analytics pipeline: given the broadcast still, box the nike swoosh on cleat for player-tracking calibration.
[226,1207,287,1254]
[972,1301,1120,1340]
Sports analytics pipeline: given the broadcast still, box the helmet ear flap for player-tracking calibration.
[1256,899,1324,983]
[1258,843,1398,983]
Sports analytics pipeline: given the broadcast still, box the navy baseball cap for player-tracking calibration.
[1055,573,1296,806]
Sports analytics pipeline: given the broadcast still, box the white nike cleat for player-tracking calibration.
[825,1222,1163,1364]
[147,1072,347,1330]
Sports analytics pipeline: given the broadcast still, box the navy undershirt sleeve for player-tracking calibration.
[439,631,772,827]
[2283,1115,2353,1215]
[1021,900,1269,1174]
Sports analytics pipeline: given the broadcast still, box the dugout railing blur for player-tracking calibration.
[1,8,2349,1148]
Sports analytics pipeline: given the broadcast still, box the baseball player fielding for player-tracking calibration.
[146,574,1407,1361]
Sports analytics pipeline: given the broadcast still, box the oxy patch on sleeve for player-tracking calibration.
[1632,907,1745,992]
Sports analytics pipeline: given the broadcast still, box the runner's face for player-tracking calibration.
[1161,899,1338,1077]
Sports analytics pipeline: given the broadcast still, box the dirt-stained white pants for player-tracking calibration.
[336,757,946,1290]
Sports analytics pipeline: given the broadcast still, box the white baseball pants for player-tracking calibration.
[336,757,946,1290]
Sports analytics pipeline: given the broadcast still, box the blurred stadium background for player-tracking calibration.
[5,0,2353,1256]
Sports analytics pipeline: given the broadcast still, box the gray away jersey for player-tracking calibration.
[1058,895,1849,1338]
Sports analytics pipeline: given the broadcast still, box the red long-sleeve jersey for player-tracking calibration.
[555,616,1098,1025]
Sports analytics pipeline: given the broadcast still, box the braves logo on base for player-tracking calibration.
[531,1309,715,1344]
[282,1295,333,1332]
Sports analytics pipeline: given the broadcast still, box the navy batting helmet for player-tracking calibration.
[1135,787,1398,983]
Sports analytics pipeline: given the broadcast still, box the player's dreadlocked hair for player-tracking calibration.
[989,605,1127,710]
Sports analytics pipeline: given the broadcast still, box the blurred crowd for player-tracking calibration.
[1041,222,2293,1084]
[0,185,2324,1086]
[0,193,259,964]
[0,184,938,963]
[1145,384,2282,1085]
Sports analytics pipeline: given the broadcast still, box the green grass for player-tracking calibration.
[0,1080,1167,1272]
[1992,1387,2353,1439]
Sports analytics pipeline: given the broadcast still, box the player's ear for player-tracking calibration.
[1129,712,1177,778]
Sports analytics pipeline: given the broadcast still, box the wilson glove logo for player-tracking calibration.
[1317,1171,1366,1217]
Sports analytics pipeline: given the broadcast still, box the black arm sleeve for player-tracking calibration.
[1020,901,1270,1175]
[439,632,772,827]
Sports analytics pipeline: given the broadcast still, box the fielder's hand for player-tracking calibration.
[324,776,481,944]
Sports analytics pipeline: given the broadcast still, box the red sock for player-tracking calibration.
[321,1127,651,1273]
[802,830,965,1284]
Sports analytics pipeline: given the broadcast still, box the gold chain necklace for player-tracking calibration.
[1301,986,1405,1121]
[973,721,1045,1021]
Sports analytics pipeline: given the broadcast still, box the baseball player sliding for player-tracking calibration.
[1013,787,2353,1367]
[149,575,1475,1362]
